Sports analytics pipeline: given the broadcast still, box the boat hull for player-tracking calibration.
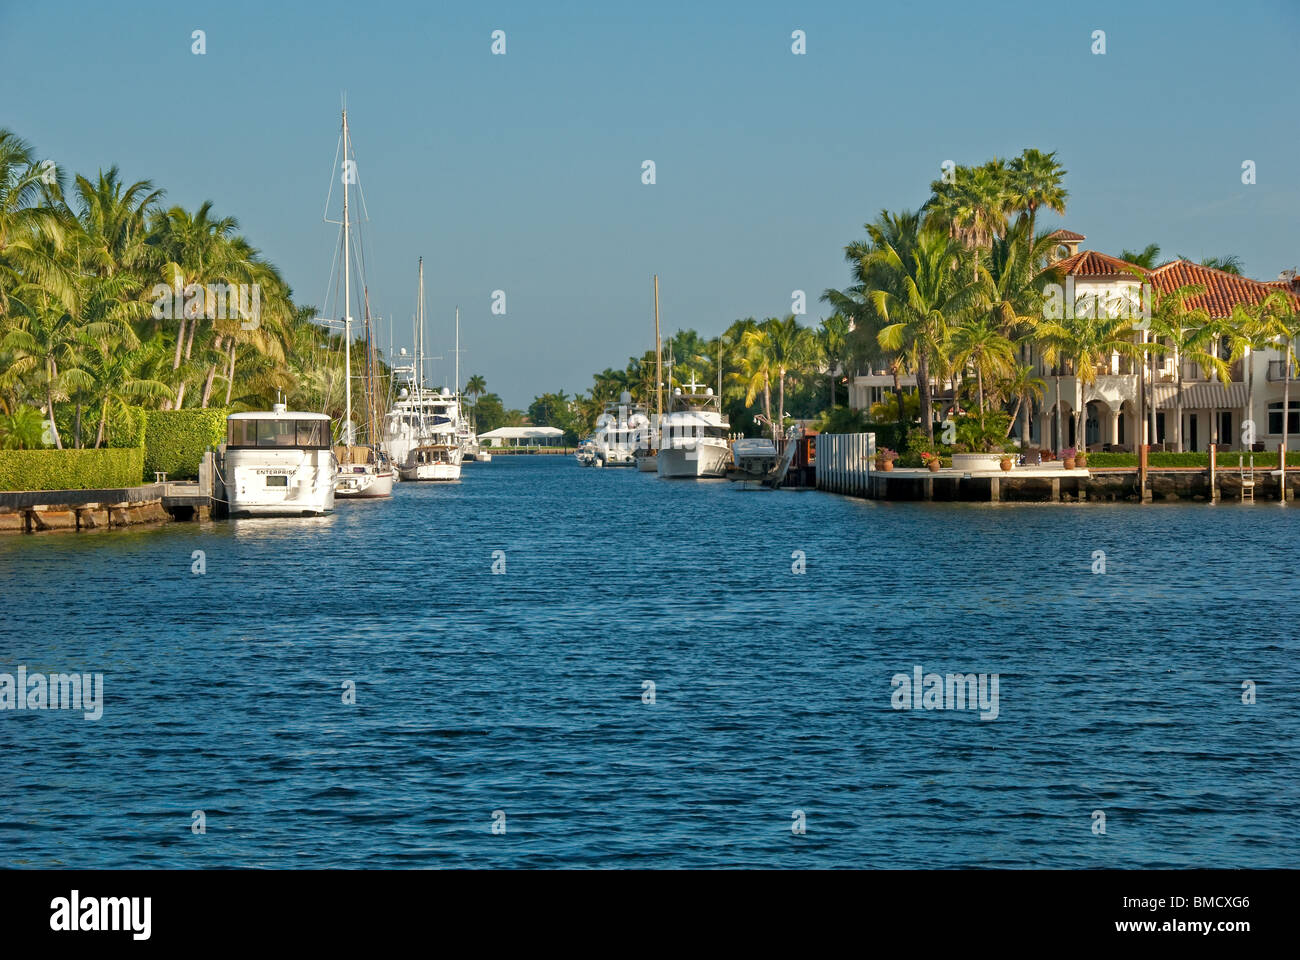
[335,469,395,498]
[657,443,730,479]
[224,448,336,517]
[635,453,658,472]
[399,462,462,481]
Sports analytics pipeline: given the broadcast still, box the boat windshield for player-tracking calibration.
[228,419,330,449]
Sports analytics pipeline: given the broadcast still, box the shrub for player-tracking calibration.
[815,405,870,435]
[0,405,48,449]
[144,409,227,480]
[0,447,145,491]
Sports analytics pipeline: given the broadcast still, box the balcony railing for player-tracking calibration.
[1181,360,1243,382]
[1267,360,1299,381]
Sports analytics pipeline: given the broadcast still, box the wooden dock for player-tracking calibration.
[813,434,1291,503]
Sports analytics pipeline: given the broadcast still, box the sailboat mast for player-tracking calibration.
[341,108,353,451]
[654,274,662,430]
[417,258,425,431]
[455,305,460,402]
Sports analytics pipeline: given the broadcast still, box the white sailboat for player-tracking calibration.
[329,108,393,499]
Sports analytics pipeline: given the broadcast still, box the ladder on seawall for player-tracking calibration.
[1239,454,1256,503]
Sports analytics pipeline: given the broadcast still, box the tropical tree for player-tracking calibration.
[761,314,815,430]
[949,315,1016,430]
[869,223,982,442]
[1145,283,1219,451]
[0,404,45,448]
[817,313,850,408]
[733,326,775,434]
[1120,244,1163,270]
[1008,148,1068,241]
[926,159,1014,281]
[998,363,1046,439]
[1039,302,1150,452]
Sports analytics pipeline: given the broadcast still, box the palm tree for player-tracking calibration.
[0,280,94,448]
[760,315,815,430]
[1039,306,1149,452]
[148,201,251,407]
[1120,244,1163,270]
[999,363,1046,439]
[984,218,1059,441]
[1189,255,1243,275]
[1008,148,1068,243]
[1146,283,1220,451]
[869,224,982,442]
[734,327,775,435]
[0,404,45,448]
[817,313,850,408]
[926,159,1014,281]
[464,374,488,402]
[83,334,172,446]
[949,315,1016,430]
[0,129,66,316]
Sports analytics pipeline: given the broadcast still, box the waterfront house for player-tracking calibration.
[846,229,1300,453]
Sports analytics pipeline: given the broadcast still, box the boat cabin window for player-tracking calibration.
[228,419,330,449]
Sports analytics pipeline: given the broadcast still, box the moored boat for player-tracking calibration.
[398,442,462,481]
[657,382,731,479]
[223,406,336,516]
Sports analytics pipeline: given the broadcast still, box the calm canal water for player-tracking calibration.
[2,456,1297,868]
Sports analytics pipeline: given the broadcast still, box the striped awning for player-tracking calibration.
[1154,381,1248,410]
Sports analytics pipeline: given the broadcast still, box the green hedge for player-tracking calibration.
[0,447,145,491]
[1085,451,1295,469]
[144,409,227,480]
[108,405,148,449]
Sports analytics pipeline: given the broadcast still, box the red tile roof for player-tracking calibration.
[1148,260,1300,317]
[1049,249,1148,278]
[1046,229,1086,241]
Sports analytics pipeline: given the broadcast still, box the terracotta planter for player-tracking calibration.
[927,460,941,473]
[1075,455,1088,468]
[880,460,894,472]
[1063,457,1076,470]
[999,457,1013,471]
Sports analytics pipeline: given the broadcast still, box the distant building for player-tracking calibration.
[478,426,566,448]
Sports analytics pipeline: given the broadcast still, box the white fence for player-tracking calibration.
[816,433,874,496]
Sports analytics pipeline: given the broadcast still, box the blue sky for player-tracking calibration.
[3,0,1297,407]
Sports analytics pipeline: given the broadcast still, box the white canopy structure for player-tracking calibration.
[477,426,566,448]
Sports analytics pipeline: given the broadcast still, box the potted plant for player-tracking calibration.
[999,454,1013,471]
[875,447,898,472]
[921,451,942,473]
[1061,446,1077,470]
[1075,449,1088,468]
